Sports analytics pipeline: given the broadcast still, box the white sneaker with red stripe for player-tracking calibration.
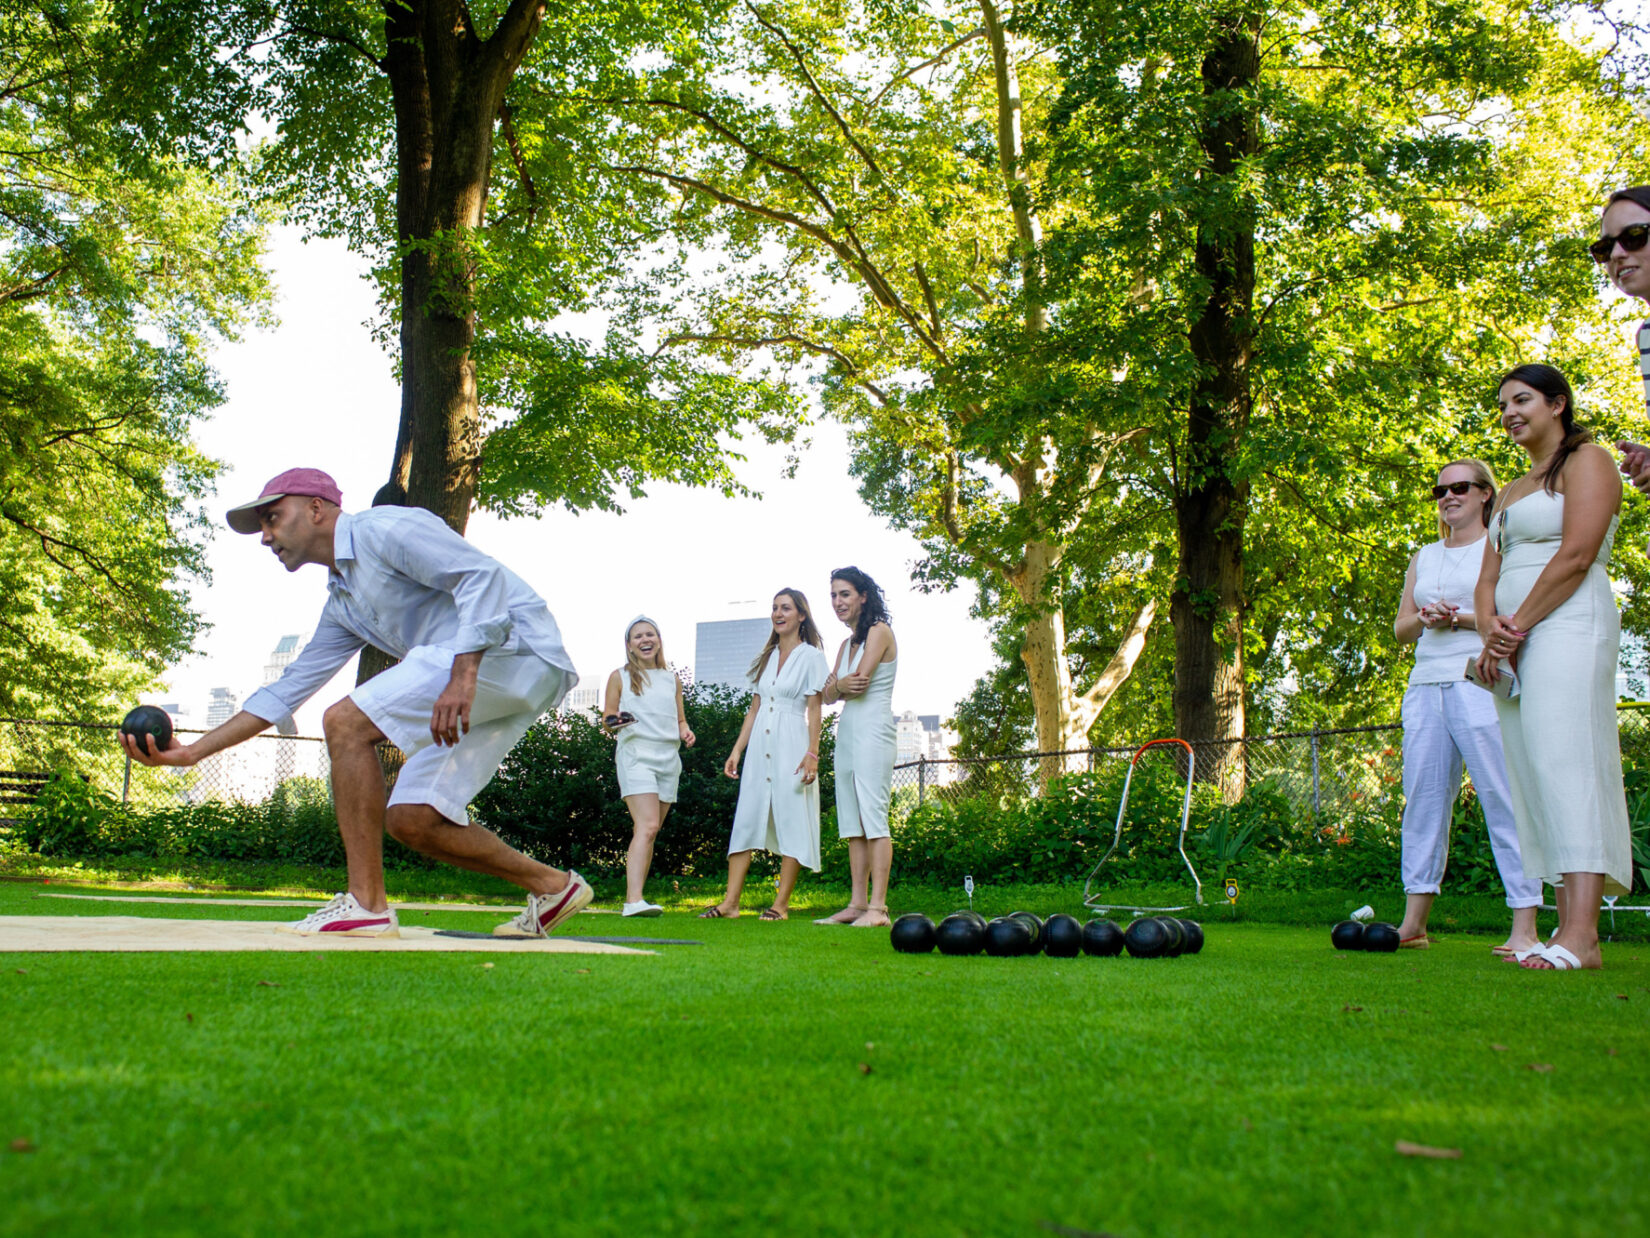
[493,871,593,937]
[276,892,399,938]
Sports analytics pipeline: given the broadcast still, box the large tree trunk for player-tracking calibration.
[359,0,545,686]
[1172,14,1259,799]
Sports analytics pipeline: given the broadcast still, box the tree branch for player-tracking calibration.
[659,331,889,404]
[498,101,536,225]
[1077,599,1157,711]
[743,1,885,181]
[869,28,987,106]
[939,448,1017,581]
[279,24,386,71]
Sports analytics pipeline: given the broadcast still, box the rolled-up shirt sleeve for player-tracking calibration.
[241,612,367,728]
[377,512,514,655]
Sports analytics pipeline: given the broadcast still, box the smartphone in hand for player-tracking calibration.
[1463,657,1520,700]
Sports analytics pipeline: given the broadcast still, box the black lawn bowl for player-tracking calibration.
[984,916,1033,957]
[1176,919,1205,955]
[1007,911,1045,954]
[1081,918,1125,957]
[949,909,989,930]
[1158,917,1186,957]
[1330,920,1367,951]
[1123,916,1172,959]
[935,914,987,956]
[1362,921,1401,953]
[119,705,173,754]
[1043,914,1084,958]
[889,914,937,954]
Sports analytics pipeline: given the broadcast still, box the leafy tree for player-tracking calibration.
[1002,0,1650,785]
[0,1,271,735]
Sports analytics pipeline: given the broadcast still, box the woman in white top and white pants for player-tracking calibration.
[1394,459,1542,953]
[605,617,695,917]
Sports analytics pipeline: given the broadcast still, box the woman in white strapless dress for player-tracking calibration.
[604,617,695,917]
[1474,365,1634,971]
[816,567,899,928]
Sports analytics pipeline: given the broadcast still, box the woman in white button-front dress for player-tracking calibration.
[699,589,827,920]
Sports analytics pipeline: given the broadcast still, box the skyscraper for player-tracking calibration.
[693,618,772,690]
[205,687,239,728]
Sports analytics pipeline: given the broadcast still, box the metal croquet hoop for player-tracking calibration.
[1082,737,1204,916]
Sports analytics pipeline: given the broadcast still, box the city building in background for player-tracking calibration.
[896,711,957,773]
[693,618,771,690]
[205,687,239,728]
[262,634,304,686]
[561,685,603,716]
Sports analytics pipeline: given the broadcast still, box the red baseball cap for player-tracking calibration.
[226,468,344,534]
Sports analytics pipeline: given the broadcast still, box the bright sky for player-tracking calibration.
[156,228,995,733]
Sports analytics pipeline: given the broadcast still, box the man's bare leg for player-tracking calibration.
[385,804,570,897]
[322,698,392,913]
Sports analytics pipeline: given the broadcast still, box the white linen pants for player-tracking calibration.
[1399,681,1541,907]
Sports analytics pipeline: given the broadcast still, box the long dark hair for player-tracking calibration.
[748,588,824,682]
[1605,185,1650,216]
[830,565,892,649]
[1498,363,1591,494]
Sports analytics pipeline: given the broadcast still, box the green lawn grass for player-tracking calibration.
[2,872,1646,1238]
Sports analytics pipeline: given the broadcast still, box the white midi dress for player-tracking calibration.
[833,641,898,840]
[614,669,682,802]
[727,643,828,869]
[1491,492,1633,894]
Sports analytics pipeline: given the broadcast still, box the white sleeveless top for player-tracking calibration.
[1408,536,1488,685]
[616,668,680,746]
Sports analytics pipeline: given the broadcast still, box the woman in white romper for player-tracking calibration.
[699,589,827,920]
[816,567,898,928]
[1475,365,1633,971]
[1393,460,1541,953]
[605,617,695,917]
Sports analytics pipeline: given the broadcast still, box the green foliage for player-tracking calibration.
[474,684,837,877]
[0,0,272,733]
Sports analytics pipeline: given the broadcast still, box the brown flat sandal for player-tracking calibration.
[759,907,787,921]
[697,905,734,919]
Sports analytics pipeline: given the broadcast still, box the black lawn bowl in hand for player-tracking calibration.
[119,705,173,754]
[1123,916,1171,959]
[1042,914,1084,958]
[984,916,1033,957]
[1362,922,1401,953]
[1157,916,1186,957]
[1007,911,1045,954]
[1080,918,1125,957]
[889,914,937,954]
[936,914,987,956]
[1330,920,1367,951]
[1176,919,1204,955]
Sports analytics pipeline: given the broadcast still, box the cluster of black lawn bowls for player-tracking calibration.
[1330,920,1400,953]
[891,911,1204,959]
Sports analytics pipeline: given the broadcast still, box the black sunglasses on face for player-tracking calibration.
[1430,481,1482,500]
[1589,221,1650,264]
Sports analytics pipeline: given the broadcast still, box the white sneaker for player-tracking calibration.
[623,900,664,917]
[276,893,399,938]
[493,871,594,937]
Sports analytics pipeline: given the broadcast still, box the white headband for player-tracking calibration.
[626,614,661,642]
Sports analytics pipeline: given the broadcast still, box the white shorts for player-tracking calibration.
[351,645,573,825]
[616,737,682,802]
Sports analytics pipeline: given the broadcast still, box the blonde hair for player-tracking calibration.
[1435,458,1497,540]
[625,618,668,696]
[748,588,824,682]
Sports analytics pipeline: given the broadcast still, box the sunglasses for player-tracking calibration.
[1430,481,1483,500]
[1589,221,1650,264]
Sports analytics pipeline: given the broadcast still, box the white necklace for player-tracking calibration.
[1432,534,1481,608]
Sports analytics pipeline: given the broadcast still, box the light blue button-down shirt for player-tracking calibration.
[242,507,577,728]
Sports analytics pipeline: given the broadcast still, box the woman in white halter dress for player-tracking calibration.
[1474,365,1633,971]
[817,567,899,928]
[604,617,694,917]
[700,589,828,921]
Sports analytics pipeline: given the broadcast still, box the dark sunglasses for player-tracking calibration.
[1430,481,1483,500]
[1589,222,1650,264]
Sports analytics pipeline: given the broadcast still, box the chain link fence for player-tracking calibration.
[0,717,331,817]
[892,704,1650,825]
[7,704,1650,826]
